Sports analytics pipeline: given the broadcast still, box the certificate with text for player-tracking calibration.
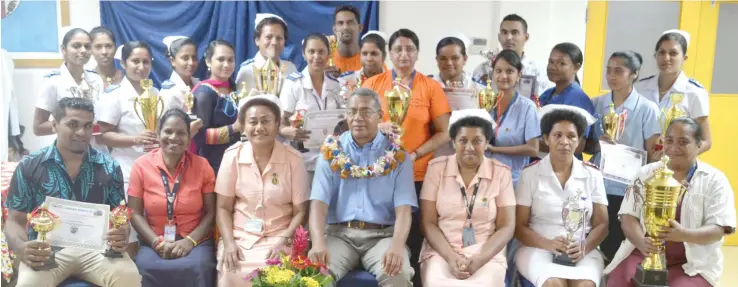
[46,197,110,252]
[518,75,537,100]
[303,110,346,149]
[599,141,647,185]
[443,88,479,111]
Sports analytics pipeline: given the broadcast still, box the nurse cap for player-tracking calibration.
[114,45,124,61]
[163,36,188,53]
[362,30,388,41]
[448,109,497,132]
[241,94,283,115]
[662,29,690,48]
[255,13,286,30]
[539,104,597,126]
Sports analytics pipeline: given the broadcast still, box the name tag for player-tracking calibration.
[164,224,177,241]
[462,227,476,247]
[244,218,264,234]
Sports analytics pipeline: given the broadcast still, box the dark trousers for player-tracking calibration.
[600,194,625,263]
[409,181,424,287]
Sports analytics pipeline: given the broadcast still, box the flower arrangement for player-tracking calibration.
[247,226,332,287]
[320,132,405,179]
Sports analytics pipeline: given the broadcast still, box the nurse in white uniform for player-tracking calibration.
[159,36,201,110]
[88,26,124,88]
[33,27,107,152]
[635,29,711,154]
[235,13,297,99]
[279,33,342,184]
[515,105,608,287]
[337,31,387,102]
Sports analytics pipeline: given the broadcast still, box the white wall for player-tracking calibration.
[9,0,587,153]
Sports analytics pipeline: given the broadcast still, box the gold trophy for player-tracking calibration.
[328,33,339,68]
[552,189,587,266]
[70,73,94,101]
[253,58,284,97]
[231,82,250,107]
[632,155,683,287]
[290,109,308,152]
[184,90,197,120]
[656,93,687,151]
[133,79,164,152]
[104,201,132,258]
[602,103,625,141]
[385,78,411,135]
[27,203,59,270]
[478,79,499,111]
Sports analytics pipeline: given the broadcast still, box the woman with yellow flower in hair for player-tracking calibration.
[215,95,310,286]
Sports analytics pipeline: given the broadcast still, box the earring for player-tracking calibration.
[207,66,211,71]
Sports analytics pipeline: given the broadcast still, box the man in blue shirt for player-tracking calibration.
[4,98,140,287]
[308,88,417,286]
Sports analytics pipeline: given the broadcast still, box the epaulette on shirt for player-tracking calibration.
[85,69,98,74]
[287,72,303,81]
[44,70,61,78]
[473,77,485,85]
[523,160,540,169]
[583,161,600,170]
[339,70,355,78]
[240,59,255,67]
[688,78,704,89]
[427,156,448,166]
[639,75,655,82]
[161,80,175,89]
[325,72,338,81]
[104,84,121,93]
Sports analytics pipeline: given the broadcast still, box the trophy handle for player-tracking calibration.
[157,96,165,119]
[132,97,147,129]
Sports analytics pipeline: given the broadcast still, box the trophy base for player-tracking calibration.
[103,248,124,258]
[552,253,576,266]
[632,264,668,287]
[31,250,58,271]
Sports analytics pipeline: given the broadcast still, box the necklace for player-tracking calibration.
[320,133,406,179]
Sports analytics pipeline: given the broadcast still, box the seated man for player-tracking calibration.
[308,88,417,287]
[3,97,141,287]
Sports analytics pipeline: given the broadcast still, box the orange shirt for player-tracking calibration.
[128,149,215,238]
[333,49,362,73]
[362,70,451,181]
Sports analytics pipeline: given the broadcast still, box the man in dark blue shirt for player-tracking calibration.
[4,97,141,287]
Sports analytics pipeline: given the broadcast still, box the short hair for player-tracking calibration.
[610,50,643,83]
[167,37,196,58]
[656,32,688,55]
[121,41,152,63]
[238,98,281,126]
[348,88,382,113]
[61,28,90,48]
[255,17,289,41]
[540,109,587,138]
[158,109,193,136]
[492,49,523,72]
[302,33,330,53]
[52,97,95,121]
[502,14,528,33]
[436,37,466,57]
[552,42,584,85]
[334,5,361,24]
[449,117,494,142]
[666,117,702,143]
[89,26,116,44]
[388,29,419,50]
[360,33,387,59]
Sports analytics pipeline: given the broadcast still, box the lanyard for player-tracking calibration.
[311,93,329,111]
[160,166,184,223]
[391,69,416,90]
[459,183,480,221]
[492,93,518,144]
[684,163,698,189]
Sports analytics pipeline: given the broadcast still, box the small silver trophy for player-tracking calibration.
[553,189,588,266]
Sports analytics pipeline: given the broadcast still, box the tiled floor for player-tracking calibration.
[723,246,738,284]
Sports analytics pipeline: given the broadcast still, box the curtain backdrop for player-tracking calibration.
[100,1,379,87]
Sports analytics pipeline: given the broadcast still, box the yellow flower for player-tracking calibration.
[265,268,295,285]
[301,277,320,287]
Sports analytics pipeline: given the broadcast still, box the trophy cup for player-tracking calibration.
[631,156,683,287]
[656,93,686,151]
[478,50,498,82]
[553,190,587,266]
[27,203,59,270]
[253,58,284,97]
[384,78,411,135]
[104,200,132,258]
[231,82,250,107]
[602,103,625,141]
[290,109,308,152]
[70,73,95,101]
[328,33,339,68]
[183,90,197,120]
[478,79,499,112]
[133,79,165,152]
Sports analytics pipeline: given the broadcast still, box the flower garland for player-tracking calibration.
[320,132,406,179]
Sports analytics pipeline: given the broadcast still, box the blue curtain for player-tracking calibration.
[100,1,379,88]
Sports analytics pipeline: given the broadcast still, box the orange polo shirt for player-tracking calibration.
[332,49,388,73]
[362,70,451,181]
[128,149,215,239]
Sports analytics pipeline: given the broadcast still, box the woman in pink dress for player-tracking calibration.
[419,109,516,286]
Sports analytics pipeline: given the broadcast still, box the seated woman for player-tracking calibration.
[515,105,609,287]
[604,118,736,287]
[420,109,515,286]
[215,95,309,286]
[128,108,217,287]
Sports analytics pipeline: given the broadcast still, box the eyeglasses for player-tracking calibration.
[346,109,377,118]
[391,46,418,55]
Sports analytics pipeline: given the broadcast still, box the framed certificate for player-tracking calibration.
[599,141,647,185]
[45,197,110,252]
[443,88,479,111]
[518,75,537,100]
[303,109,346,149]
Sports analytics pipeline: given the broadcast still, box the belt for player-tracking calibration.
[336,220,388,230]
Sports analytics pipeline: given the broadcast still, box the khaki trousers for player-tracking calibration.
[16,248,141,287]
[325,225,413,287]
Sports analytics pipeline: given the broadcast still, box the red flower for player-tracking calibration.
[291,255,310,270]
[292,226,309,257]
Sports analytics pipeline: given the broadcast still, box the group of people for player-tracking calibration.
[2,4,735,287]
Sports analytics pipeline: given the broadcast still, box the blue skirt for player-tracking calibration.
[135,239,216,287]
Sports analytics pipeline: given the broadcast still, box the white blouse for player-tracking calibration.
[635,71,709,119]
[159,72,200,111]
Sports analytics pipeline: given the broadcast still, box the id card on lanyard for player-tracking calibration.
[460,183,480,247]
[160,168,183,241]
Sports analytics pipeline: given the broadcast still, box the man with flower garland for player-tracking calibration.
[308,88,417,286]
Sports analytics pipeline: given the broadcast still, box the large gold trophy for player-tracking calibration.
[632,155,684,287]
[104,201,132,258]
[656,93,687,151]
[385,78,411,135]
[27,203,59,270]
[478,79,499,112]
[602,103,625,141]
[133,79,164,152]
[328,33,339,68]
[253,58,284,97]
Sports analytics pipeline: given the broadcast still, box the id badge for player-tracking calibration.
[244,218,264,234]
[164,224,177,241]
[462,227,476,247]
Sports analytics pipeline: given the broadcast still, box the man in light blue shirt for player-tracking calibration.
[308,88,417,287]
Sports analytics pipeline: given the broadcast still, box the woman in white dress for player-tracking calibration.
[159,36,201,111]
[89,26,124,88]
[515,105,609,287]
